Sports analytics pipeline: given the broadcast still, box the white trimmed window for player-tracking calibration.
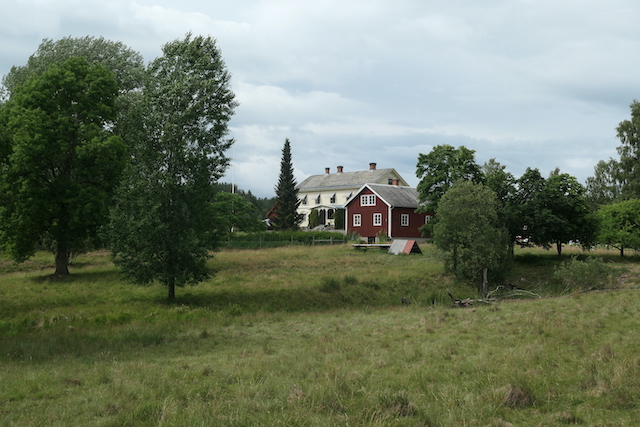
[353,214,361,226]
[425,215,433,223]
[301,195,307,205]
[401,214,409,226]
[373,213,382,226]
[361,194,376,206]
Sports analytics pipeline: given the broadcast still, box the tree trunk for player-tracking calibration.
[481,268,488,298]
[168,279,176,301]
[556,242,562,257]
[621,246,625,257]
[54,247,70,276]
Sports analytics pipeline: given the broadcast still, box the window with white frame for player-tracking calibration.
[353,214,361,226]
[315,194,321,204]
[373,213,382,226]
[425,214,433,224]
[401,214,409,226]
[330,193,336,203]
[361,194,376,206]
[301,195,307,205]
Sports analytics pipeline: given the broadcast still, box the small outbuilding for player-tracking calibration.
[388,239,422,255]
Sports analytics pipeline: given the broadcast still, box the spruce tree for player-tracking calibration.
[272,139,303,230]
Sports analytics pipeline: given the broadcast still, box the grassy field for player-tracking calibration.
[1,244,640,426]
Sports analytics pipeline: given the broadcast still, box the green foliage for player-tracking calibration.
[535,173,597,255]
[553,256,618,290]
[0,57,126,275]
[586,159,623,208]
[482,159,523,252]
[1,36,145,97]
[212,182,276,221]
[596,199,640,256]
[106,33,237,300]
[318,277,342,293]
[334,208,345,230]
[616,99,640,199]
[433,181,511,294]
[415,144,483,217]
[308,209,320,229]
[517,169,596,256]
[271,138,303,230]
[210,192,264,235]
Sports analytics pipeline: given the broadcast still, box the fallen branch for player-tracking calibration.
[447,285,541,308]
[486,285,541,300]
[447,289,492,307]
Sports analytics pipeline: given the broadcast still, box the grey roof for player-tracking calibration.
[298,168,408,190]
[365,184,421,208]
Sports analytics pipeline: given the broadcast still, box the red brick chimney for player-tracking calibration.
[325,167,330,174]
[369,162,377,170]
[337,166,343,173]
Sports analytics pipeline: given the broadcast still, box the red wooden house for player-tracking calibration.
[345,183,431,243]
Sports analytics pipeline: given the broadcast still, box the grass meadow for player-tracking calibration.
[1,244,640,426]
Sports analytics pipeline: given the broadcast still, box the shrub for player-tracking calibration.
[553,256,618,290]
[308,209,320,229]
[318,277,341,293]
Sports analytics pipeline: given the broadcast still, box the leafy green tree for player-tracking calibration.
[586,159,623,209]
[510,167,546,248]
[597,199,640,256]
[210,192,264,235]
[212,182,276,222]
[271,138,303,230]
[433,181,510,296]
[106,34,237,301]
[616,100,640,199]
[416,145,483,235]
[2,36,144,97]
[530,173,596,256]
[1,37,145,150]
[482,159,524,254]
[0,57,126,275]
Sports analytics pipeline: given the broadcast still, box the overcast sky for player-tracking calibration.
[3,0,639,197]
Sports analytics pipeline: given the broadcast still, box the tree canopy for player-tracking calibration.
[586,159,623,209]
[211,192,265,235]
[271,138,303,231]
[526,172,596,256]
[0,57,126,275]
[433,180,510,295]
[1,36,145,98]
[616,100,640,200]
[106,33,237,300]
[416,145,483,235]
[597,199,640,257]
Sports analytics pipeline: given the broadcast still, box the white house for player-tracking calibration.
[296,163,409,228]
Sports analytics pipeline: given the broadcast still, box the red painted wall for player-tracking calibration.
[348,189,388,240]
[389,207,429,238]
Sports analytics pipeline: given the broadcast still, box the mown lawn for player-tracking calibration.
[1,244,640,426]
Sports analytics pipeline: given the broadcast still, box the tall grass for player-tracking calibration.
[1,244,639,425]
